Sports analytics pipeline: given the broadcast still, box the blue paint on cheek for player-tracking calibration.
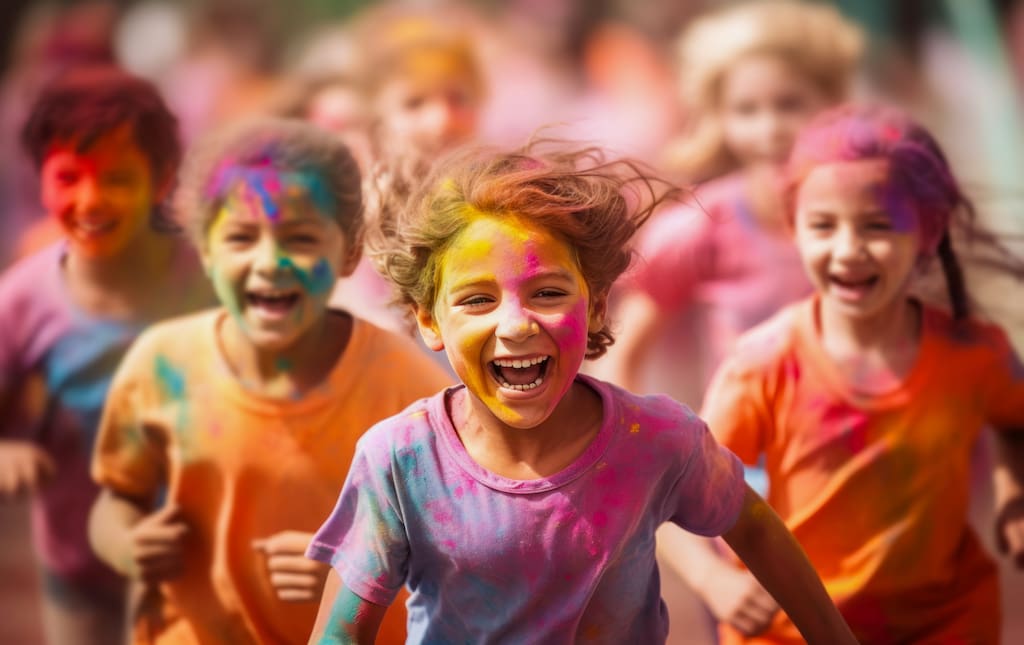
[277,256,334,296]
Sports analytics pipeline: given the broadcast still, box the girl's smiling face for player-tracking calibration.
[793,158,922,323]
[202,168,359,351]
[417,212,602,431]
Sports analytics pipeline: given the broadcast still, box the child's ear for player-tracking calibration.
[336,238,363,278]
[415,306,445,352]
[588,292,609,332]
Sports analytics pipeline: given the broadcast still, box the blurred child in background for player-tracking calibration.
[600,0,862,407]
[88,118,450,644]
[661,104,1024,644]
[0,66,212,644]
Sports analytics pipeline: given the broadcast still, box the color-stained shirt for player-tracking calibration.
[628,172,811,394]
[308,375,746,644]
[0,240,205,587]
[703,297,1024,644]
[92,310,452,645]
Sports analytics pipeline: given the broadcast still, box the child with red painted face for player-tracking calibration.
[87,118,451,644]
[0,66,213,645]
[306,141,857,644]
[661,105,1024,644]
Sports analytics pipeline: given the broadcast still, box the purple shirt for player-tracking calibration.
[308,375,745,644]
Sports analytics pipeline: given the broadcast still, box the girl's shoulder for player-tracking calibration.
[0,240,63,301]
[923,304,1018,360]
[722,299,808,375]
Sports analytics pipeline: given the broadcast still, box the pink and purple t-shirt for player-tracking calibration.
[308,375,745,643]
[0,240,206,588]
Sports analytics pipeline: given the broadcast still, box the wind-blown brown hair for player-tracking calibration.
[376,139,682,359]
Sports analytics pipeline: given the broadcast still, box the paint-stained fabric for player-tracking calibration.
[308,375,746,644]
[629,172,811,384]
[92,310,450,645]
[0,241,202,590]
[703,297,1024,645]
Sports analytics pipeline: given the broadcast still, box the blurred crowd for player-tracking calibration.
[1,1,1023,644]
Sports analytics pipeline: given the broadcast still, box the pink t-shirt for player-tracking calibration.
[629,172,811,390]
[0,240,207,586]
[308,375,746,644]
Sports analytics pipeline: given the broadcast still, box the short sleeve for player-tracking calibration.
[307,432,410,607]
[91,335,168,499]
[627,204,712,313]
[667,421,746,537]
[700,353,774,465]
[982,326,1024,430]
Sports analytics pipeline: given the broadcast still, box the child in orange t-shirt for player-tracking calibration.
[660,104,1024,644]
[87,118,451,644]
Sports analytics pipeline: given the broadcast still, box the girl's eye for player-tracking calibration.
[458,294,494,307]
[104,172,136,187]
[288,234,319,245]
[866,220,893,232]
[807,221,833,231]
[535,289,568,299]
[225,232,254,243]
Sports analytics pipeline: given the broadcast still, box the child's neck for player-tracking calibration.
[219,311,352,400]
[64,227,178,320]
[449,380,604,480]
[817,297,922,393]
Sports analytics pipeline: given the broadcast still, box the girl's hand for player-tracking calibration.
[253,531,329,602]
[0,439,56,499]
[995,495,1024,568]
[701,564,780,636]
[127,504,189,584]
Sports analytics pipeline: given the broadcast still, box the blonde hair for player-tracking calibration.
[377,140,680,359]
[669,0,863,181]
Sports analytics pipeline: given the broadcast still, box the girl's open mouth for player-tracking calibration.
[246,291,300,316]
[489,356,550,391]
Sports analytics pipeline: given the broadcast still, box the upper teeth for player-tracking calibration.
[493,356,547,368]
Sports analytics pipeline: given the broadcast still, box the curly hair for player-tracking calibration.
[668,0,863,181]
[377,139,681,359]
[175,117,363,246]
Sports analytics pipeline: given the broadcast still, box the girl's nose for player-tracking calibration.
[496,304,539,342]
[75,178,101,211]
[252,237,282,276]
[834,227,866,260]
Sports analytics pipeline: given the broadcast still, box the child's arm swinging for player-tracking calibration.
[662,484,857,645]
[993,429,1024,567]
[88,489,188,584]
[308,571,387,645]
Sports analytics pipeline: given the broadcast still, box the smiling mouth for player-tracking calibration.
[74,220,117,236]
[489,356,550,391]
[831,275,878,289]
[246,290,301,315]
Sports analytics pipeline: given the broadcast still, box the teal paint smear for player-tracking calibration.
[277,256,334,295]
[155,355,185,399]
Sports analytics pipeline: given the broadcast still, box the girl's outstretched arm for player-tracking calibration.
[309,570,387,645]
[993,429,1024,567]
[721,484,857,645]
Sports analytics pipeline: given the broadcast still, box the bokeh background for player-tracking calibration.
[1,1,1022,643]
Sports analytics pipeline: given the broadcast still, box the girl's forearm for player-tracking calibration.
[723,485,857,645]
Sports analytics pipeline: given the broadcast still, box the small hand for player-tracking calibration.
[0,439,56,499]
[253,530,329,603]
[702,564,780,636]
[127,504,189,584]
[996,496,1024,568]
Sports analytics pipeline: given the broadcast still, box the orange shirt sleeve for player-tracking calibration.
[700,351,774,466]
[91,330,168,500]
